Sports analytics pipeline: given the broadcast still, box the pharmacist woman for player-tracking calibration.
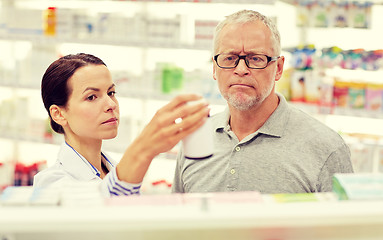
[33,53,209,197]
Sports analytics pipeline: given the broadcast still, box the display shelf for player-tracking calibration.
[1,197,383,240]
[3,79,383,119]
[0,81,226,104]
[113,0,276,3]
[2,0,383,182]
[280,0,383,6]
[0,34,213,51]
[291,102,383,119]
[2,0,276,4]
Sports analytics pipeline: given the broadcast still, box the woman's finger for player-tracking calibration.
[160,105,210,140]
[160,94,203,112]
[153,95,208,127]
[172,107,210,135]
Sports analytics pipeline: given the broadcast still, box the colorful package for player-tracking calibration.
[348,82,366,109]
[333,2,349,28]
[318,73,334,109]
[304,69,320,103]
[333,173,383,200]
[290,69,306,102]
[365,83,383,111]
[332,79,349,107]
[276,67,293,101]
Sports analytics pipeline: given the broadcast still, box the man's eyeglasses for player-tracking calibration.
[214,53,280,69]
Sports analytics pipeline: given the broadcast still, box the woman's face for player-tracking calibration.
[61,64,119,141]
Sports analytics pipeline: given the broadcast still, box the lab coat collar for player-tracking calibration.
[57,142,116,181]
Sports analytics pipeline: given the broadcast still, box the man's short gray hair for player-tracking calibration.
[213,10,281,56]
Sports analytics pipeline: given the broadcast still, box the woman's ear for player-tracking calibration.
[49,105,67,127]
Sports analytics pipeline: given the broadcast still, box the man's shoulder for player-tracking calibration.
[289,104,347,145]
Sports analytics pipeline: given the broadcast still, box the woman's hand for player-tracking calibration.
[116,94,210,183]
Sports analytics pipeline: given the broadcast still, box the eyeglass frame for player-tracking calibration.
[214,53,280,69]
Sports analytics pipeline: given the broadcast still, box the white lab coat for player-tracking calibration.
[33,142,141,197]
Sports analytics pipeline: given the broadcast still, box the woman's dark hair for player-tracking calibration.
[41,53,107,134]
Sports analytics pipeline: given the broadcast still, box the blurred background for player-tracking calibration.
[1,0,383,194]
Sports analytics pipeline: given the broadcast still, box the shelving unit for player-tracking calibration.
[1,197,383,240]
[1,0,383,186]
[2,1,383,238]
[0,0,277,190]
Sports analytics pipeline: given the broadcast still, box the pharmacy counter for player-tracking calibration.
[1,192,383,240]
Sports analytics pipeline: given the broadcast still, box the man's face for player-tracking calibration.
[213,21,283,111]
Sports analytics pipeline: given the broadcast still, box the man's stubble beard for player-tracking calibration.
[223,81,275,111]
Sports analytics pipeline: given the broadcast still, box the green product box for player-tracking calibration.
[332,173,383,200]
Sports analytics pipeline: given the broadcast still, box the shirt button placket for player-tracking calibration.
[227,145,241,192]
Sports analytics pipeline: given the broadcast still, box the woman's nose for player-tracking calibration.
[105,97,117,112]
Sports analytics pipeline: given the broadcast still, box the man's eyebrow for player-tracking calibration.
[83,84,115,94]
[222,50,238,54]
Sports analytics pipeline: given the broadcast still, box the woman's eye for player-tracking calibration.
[108,91,116,97]
[87,95,96,101]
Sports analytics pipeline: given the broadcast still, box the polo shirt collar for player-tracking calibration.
[259,93,290,137]
[57,142,116,181]
[215,93,290,138]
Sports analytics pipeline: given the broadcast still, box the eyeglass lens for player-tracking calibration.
[217,54,269,69]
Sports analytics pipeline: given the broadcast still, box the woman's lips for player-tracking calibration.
[102,118,118,125]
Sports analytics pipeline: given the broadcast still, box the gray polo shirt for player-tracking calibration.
[172,94,353,194]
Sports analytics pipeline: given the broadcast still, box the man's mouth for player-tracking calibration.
[230,83,254,88]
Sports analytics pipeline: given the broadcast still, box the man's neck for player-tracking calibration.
[229,93,279,141]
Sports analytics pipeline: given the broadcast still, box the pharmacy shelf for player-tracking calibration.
[2,0,276,3]
[280,0,383,5]
[3,81,383,119]
[291,102,383,119]
[0,34,213,51]
[114,0,276,3]
[0,130,180,161]
[1,197,383,240]
[0,81,226,105]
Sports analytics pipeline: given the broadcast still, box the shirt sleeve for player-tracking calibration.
[100,167,142,197]
[171,149,185,193]
[317,142,353,192]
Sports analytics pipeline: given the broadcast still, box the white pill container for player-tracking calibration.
[182,99,214,160]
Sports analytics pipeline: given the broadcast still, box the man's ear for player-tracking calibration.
[49,105,67,127]
[213,60,217,81]
[275,56,285,82]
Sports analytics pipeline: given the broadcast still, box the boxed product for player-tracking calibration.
[332,79,349,107]
[332,173,383,200]
[290,69,306,102]
[365,83,383,111]
[304,69,320,103]
[268,192,337,203]
[348,82,366,109]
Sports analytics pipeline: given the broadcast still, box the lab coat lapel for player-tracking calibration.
[58,142,100,181]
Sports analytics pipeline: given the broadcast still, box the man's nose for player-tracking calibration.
[234,58,250,75]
